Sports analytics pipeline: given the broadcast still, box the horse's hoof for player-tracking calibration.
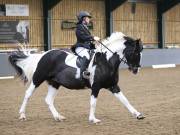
[54,115,66,122]
[89,118,101,124]
[19,113,26,121]
[137,113,145,120]
[59,115,66,121]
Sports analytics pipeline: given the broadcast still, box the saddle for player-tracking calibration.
[75,50,95,68]
[60,48,95,69]
[75,49,95,68]
[61,48,95,80]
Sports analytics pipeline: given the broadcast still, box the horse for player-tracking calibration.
[9,32,144,124]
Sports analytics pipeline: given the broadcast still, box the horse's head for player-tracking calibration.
[123,37,143,74]
[96,32,143,74]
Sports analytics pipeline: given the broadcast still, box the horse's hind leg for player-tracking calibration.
[45,85,66,121]
[19,82,36,120]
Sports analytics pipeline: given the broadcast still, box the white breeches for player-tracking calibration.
[75,47,90,60]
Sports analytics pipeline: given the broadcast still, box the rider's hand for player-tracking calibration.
[93,36,100,41]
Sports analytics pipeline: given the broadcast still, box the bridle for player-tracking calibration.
[123,42,143,69]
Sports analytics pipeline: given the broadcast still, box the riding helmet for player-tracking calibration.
[77,11,92,21]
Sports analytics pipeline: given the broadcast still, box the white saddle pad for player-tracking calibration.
[65,52,79,69]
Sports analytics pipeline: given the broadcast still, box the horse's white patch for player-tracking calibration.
[89,95,97,120]
[96,32,126,60]
[64,52,81,79]
[114,92,140,117]
[16,50,53,83]
[75,68,80,79]
[17,53,43,83]
[19,82,36,116]
[137,52,142,73]
[65,53,78,68]
[89,65,96,86]
[87,54,96,86]
[140,52,142,66]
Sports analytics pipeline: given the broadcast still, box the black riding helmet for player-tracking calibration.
[77,11,92,22]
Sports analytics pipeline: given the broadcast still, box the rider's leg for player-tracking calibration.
[81,56,90,78]
[75,47,90,59]
[75,47,90,79]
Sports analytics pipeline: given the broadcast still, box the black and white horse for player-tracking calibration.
[9,32,144,123]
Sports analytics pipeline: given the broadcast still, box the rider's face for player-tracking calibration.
[83,17,90,24]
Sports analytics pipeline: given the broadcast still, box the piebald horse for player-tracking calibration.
[9,32,144,124]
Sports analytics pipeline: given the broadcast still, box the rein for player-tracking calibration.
[98,41,128,65]
[98,41,114,54]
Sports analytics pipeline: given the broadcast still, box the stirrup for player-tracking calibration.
[82,71,90,79]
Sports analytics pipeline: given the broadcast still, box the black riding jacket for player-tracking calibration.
[75,23,95,49]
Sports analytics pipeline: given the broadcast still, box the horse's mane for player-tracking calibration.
[101,32,125,46]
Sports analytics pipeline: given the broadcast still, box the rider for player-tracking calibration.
[74,11,100,79]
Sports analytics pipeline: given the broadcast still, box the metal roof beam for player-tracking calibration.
[111,0,127,11]
[105,0,126,37]
[105,0,112,36]
[157,2,163,49]
[157,0,179,48]
[159,0,179,13]
[48,0,62,10]
[43,0,51,51]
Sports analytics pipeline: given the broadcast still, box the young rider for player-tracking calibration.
[74,11,100,79]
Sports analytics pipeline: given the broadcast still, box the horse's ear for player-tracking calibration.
[136,38,143,51]
[138,38,142,45]
[136,38,140,44]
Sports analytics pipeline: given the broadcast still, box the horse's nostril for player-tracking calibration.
[133,70,138,74]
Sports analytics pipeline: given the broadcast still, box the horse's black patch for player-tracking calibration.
[92,52,120,89]
[123,36,143,73]
[32,49,89,89]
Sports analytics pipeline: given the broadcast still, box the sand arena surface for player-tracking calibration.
[0,67,180,135]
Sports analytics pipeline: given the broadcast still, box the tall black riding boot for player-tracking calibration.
[80,56,90,80]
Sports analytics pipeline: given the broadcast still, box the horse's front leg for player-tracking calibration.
[89,86,101,124]
[109,85,145,119]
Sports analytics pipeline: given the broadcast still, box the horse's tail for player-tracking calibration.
[9,49,43,84]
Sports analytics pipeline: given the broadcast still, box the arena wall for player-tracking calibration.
[113,1,158,47]
[0,0,44,50]
[164,3,180,48]
[0,0,180,76]
[0,0,179,50]
[51,0,106,48]
[2,49,180,76]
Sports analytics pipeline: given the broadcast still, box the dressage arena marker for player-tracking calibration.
[0,76,14,80]
[152,64,176,69]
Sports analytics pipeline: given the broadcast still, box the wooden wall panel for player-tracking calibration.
[113,2,158,46]
[0,0,43,50]
[164,4,180,47]
[51,0,106,48]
